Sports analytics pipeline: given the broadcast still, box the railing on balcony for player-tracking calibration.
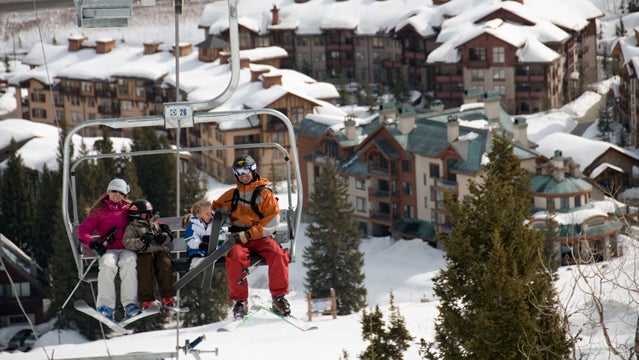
[369,211,392,224]
[434,178,457,193]
[368,188,400,201]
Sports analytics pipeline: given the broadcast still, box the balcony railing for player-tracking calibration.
[368,188,400,201]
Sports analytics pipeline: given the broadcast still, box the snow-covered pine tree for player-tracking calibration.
[303,158,366,315]
[425,134,570,359]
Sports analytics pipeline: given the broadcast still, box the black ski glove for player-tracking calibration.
[154,233,166,245]
[89,240,107,255]
[159,224,174,241]
[198,242,209,251]
[141,232,154,245]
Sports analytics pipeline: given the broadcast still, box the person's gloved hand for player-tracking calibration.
[159,224,174,240]
[141,232,154,245]
[231,231,250,244]
[154,233,166,245]
[89,241,107,255]
[198,242,209,251]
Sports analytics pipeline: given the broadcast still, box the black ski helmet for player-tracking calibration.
[232,155,257,177]
[129,199,154,219]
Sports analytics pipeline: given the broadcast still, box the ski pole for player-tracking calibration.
[237,258,262,284]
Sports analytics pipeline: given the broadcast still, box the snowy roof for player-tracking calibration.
[427,0,578,64]
[7,40,341,123]
[200,0,431,36]
[0,119,132,172]
[535,132,639,174]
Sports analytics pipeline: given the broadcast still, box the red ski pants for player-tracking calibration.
[225,237,289,301]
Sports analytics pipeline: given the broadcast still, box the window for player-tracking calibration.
[135,86,144,97]
[429,164,439,178]
[70,96,81,106]
[403,204,414,218]
[356,179,366,190]
[256,37,270,47]
[402,160,410,172]
[0,282,30,297]
[71,112,82,122]
[87,98,96,107]
[138,102,146,111]
[291,107,304,124]
[272,132,285,143]
[30,92,45,103]
[325,140,338,158]
[469,47,486,61]
[272,149,283,159]
[493,69,505,81]
[493,47,505,63]
[560,197,569,209]
[574,195,581,207]
[340,176,349,187]
[424,196,428,208]
[121,101,133,110]
[356,197,366,212]
[402,182,413,195]
[32,109,46,118]
[494,85,506,95]
[372,37,384,48]
[239,31,252,48]
[81,81,92,92]
[471,69,483,81]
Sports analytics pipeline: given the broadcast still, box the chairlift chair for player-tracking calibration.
[61,110,303,284]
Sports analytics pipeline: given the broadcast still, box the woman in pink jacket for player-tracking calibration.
[77,178,139,321]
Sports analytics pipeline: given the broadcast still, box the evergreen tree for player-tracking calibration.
[180,157,207,215]
[0,139,36,254]
[179,272,230,326]
[32,165,57,269]
[425,134,570,359]
[132,127,176,217]
[303,159,366,315]
[360,293,413,360]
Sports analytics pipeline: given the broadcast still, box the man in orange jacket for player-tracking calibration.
[212,155,290,319]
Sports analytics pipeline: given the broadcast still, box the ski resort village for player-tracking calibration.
[4,0,639,358]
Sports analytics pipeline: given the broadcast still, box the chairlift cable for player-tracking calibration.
[28,0,62,131]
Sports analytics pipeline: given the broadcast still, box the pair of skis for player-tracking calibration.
[75,300,189,335]
[74,299,161,335]
[218,297,318,332]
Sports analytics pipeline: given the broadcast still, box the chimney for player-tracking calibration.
[262,72,283,88]
[344,115,356,141]
[379,103,396,123]
[143,41,163,55]
[483,91,501,122]
[550,150,565,182]
[68,35,88,52]
[172,43,193,57]
[513,117,528,147]
[96,39,116,54]
[240,57,250,68]
[398,105,415,135]
[271,5,281,26]
[447,115,459,142]
[251,67,270,82]
[463,88,482,104]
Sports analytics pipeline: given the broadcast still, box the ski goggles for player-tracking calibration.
[234,167,252,176]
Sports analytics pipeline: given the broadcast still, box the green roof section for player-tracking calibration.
[530,174,592,195]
